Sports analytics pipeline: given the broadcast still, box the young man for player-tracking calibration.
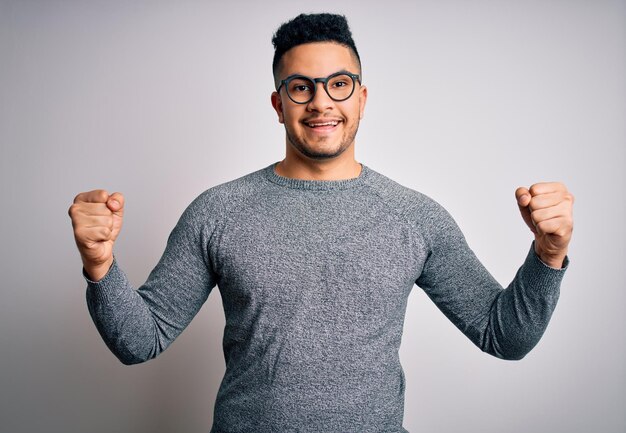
[68,13,573,433]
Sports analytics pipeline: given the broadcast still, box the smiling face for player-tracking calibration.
[271,42,367,161]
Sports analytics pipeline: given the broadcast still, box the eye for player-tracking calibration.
[288,78,314,94]
[332,80,349,88]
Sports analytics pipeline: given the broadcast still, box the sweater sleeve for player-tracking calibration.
[415,199,568,360]
[84,191,222,365]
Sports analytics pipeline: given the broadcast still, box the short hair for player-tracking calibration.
[271,13,361,80]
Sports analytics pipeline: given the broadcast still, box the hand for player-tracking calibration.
[515,182,574,269]
[68,190,125,281]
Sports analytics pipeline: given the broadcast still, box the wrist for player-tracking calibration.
[534,243,567,269]
[83,256,114,282]
[539,255,566,269]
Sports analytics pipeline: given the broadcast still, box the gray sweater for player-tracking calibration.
[85,161,568,433]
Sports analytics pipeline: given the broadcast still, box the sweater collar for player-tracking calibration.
[264,161,370,191]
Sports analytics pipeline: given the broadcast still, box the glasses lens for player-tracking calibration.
[287,77,315,103]
[327,74,355,101]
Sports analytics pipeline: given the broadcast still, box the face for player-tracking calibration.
[271,42,367,161]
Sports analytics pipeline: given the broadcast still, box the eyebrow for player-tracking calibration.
[282,69,356,81]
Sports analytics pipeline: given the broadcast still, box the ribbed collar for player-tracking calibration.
[263,161,371,191]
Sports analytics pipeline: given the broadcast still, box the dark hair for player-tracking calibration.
[271,13,361,80]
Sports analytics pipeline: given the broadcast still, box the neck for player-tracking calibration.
[275,156,362,181]
[275,143,362,181]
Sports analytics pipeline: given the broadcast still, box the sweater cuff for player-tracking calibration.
[83,255,131,304]
[530,240,570,271]
[521,241,569,298]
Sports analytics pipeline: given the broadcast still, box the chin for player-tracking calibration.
[299,142,350,160]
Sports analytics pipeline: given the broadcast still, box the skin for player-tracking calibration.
[68,190,124,281]
[270,42,367,181]
[515,183,574,268]
[68,41,574,282]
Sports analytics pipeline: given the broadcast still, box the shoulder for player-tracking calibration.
[363,166,450,223]
[185,164,271,220]
[363,165,463,243]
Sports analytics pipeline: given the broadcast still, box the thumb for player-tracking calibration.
[106,192,125,216]
[107,192,125,242]
[515,187,536,234]
[515,187,531,208]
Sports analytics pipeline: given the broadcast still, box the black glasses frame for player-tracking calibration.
[277,71,361,104]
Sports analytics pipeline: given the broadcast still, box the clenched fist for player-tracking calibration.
[515,182,574,269]
[68,190,125,281]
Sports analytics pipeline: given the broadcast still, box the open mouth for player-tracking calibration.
[304,119,342,131]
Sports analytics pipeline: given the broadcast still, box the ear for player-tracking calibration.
[271,91,285,124]
[358,85,368,119]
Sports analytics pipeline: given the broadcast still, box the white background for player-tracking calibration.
[1,1,624,432]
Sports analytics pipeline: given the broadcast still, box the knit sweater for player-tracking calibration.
[85,161,568,433]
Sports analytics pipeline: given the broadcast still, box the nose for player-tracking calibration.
[306,81,334,112]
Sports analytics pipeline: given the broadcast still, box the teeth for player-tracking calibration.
[307,121,338,127]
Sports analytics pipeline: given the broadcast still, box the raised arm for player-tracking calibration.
[69,190,221,365]
[416,183,573,360]
[68,190,125,281]
[515,182,574,269]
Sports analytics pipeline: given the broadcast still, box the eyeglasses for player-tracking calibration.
[277,71,361,104]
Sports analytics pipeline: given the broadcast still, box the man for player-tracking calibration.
[68,13,573,433]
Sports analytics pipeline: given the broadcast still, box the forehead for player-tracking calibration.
[279,42,359,78]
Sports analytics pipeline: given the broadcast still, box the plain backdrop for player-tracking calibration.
[1,1,624,432]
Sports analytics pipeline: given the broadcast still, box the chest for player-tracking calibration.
[209,195,425,334]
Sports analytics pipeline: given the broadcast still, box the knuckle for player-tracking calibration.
[68,203,85,220]
[95,189,109,202]
[555,224,571,237]
[536,220,549,233]
[529,197,543,212]
[529,184,542,196]
[530,211,541,224]
[73,227,88,243]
